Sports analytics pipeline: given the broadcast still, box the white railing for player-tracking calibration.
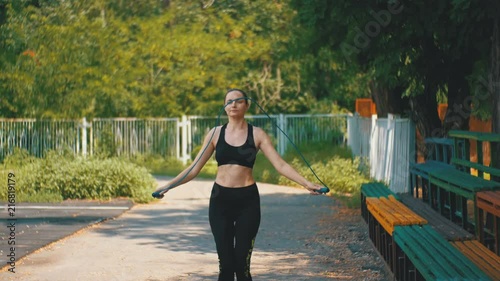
[186,114,347,159]
[347,114,371,158]
[348,114,415,194]
[0,119,81,159]
[0,114,348,163]
[2,114,415,193]
[91,118,179,158]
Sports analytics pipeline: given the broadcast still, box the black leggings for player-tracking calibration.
[209,182,261,281]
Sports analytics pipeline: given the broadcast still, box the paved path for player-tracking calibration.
[0,199,133,266]
[0,178,384,280]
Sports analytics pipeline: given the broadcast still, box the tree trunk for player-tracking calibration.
[491,18,500,179]
[410,83,443,139]
[408,80,443,160]
[443,59,473,133]
[370,81,409,118]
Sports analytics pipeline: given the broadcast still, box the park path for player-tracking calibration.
[0,177,388,281]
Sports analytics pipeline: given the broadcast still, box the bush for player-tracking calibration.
[0,150,157,203]
[128,153,184,175]
[279,156,370,196]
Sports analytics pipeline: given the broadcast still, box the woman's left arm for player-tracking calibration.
[255,127,322,194]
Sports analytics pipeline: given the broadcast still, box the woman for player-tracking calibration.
[153,89,323,281]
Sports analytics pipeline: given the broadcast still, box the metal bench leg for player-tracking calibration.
[495,215,499,255]
[477,206,484,243]
[410,172,416,196]
[461,196,468,231]
[449,192,456,223]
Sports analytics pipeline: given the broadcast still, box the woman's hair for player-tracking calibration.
[225,88,249,105]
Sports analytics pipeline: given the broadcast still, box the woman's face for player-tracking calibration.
[224,90,249,117]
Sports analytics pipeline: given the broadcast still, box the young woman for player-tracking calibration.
[153,89,323,281]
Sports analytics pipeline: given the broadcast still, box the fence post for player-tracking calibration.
[347,114,357,155]
[385,114,396,188]
[180,115,189,165]
[278,114,286,155]
[176,118,180,161]
[81,117,90,157]
[187,116,192,161]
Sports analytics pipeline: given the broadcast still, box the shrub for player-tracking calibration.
[128,153,184,175]
[0,151,157,203]
[279,156,370,196]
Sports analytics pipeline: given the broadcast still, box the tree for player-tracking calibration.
[0,0,321,118]
[291,0,500,143]
[491,18,500,175]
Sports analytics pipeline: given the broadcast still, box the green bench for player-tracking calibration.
[449,130,500,180]
[428,168,500,232]
[361,182,399,222]
[408,131,500,233]
[409,138,455,201]
[393,225,491,281]
[427,130,500,233]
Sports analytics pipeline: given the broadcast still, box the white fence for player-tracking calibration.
[1,114,415,193]
[0,114,347,163]
[186,114,347,162]
[0,119,82,158]
[348,114,415,194]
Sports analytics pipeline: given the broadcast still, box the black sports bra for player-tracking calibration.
[215,123,257,168]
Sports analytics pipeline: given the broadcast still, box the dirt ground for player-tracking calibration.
[312,206,391,280]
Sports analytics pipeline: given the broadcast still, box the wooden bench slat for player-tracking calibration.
[394,227,452,280]
[422,225,486,279]
[361,182,398,198]
[366,197,427,235]
[398,194,474,241]
[448,130,500,142]
[430,177,475,199]
[410,160,455,175]
[477,191,500,215]
[367,197,427,226]
[430,168,500,191]
[425,137,454,145]
[452,158,500,178]
[452,240,500,280]
[394,225,492,280]
[477,196,500,216]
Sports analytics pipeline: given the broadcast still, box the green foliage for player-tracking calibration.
[279,156,370,196]
[290,0,499,120]
[0,150,157,203]
[0,0,337,118]
[128,153,184,176]
[146,141,367,207]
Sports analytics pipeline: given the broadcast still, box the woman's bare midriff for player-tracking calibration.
[215,165,255,187]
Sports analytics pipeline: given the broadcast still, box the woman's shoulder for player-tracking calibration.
[250,125,268,138]
[210,124,225,131]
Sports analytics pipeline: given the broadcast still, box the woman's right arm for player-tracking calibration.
[154,127,217,194]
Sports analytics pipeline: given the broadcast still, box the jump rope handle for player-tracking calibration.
[152,191,163,198]
[317,186,330,194]
[152,187,171,198]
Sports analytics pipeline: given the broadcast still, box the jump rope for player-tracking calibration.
[152,95,330,198]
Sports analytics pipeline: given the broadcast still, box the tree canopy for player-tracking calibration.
[291,0,500,137]
[0,0,352,118]
[1,0,499,140]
